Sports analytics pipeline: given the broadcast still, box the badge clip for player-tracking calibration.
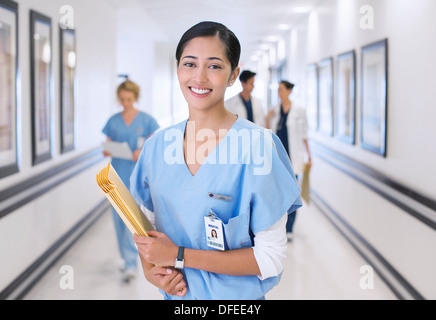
[208,211,217,221]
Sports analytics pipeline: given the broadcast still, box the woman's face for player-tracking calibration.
[118,89,136,109]
[278,83,291,102]
[177,36,239,112]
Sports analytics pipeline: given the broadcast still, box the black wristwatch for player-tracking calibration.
[174,246,185,269]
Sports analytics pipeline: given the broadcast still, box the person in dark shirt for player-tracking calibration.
[225,70,266,127]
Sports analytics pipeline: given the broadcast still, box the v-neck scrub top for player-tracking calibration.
[103,111,159,189]
[130,117,302,300]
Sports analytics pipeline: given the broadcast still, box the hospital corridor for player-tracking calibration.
[1,0,436,302]
[22,202,397,300]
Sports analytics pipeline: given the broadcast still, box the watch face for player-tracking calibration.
[175,259,184,269]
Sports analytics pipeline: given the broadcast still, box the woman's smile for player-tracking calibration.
[189,86,213,97]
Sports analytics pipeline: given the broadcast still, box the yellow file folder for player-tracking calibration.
[300,163,311,204]
[96,163,154,237]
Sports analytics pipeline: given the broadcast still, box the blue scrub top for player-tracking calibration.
[102,111,159,189]
[130,117,302,300]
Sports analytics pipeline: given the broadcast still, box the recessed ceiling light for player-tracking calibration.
[278,24,291,30]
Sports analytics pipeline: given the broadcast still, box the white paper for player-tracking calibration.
[102,141,133,160]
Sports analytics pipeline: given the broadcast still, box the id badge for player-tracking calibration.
[204,212,225,251]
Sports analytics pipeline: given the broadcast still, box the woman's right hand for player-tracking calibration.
[144,266,187,297]
[103,150,111,157]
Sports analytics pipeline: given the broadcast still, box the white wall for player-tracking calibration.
[114,3,188,128]
[280,0,436,298]
[2,0,117,189]
[288,0,436,198]
[0,0,117,292]
[151,41,177,127]
[115,3,162,118]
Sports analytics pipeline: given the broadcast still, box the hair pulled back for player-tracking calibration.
[175,21,241,72]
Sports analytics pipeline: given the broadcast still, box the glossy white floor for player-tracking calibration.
[24,201,397,300]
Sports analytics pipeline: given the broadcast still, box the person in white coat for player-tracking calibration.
[266,80,312,239]
[225,70,266,127]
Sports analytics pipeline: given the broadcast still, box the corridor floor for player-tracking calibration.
[24,201,397,300]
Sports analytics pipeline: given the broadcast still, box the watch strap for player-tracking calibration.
[177,246,185,261]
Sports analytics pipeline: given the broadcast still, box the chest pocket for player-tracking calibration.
[202,208,252,251]
[222,212,252,250]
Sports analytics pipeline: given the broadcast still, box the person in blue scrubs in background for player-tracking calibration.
[131,22,302,299]
[102,80,159,282]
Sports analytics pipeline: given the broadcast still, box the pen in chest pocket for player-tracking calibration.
[208,192,232,202]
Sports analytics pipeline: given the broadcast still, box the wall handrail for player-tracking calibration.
[0,147,105,220]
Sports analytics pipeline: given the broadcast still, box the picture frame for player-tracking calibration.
[0,0,18,179]
[30,10,52,165]
[361,39,388,157]
[59,27,76,154]
[305,63,318,131]
[336,50,356,145]
[318,57,334,136]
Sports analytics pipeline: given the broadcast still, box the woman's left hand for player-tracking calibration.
[134,231,179,267]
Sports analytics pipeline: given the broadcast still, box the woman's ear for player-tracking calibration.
[228,67,240,87]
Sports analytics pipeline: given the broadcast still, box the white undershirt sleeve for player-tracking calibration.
[252,214,288,280]
[140,204,156,230]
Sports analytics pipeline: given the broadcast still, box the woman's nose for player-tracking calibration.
[194,66,208,83]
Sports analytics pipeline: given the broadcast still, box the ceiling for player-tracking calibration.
[106,0,320,64]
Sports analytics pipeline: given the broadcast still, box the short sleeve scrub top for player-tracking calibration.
[130,117,302,300]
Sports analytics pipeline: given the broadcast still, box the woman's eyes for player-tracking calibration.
[183,62,222,69]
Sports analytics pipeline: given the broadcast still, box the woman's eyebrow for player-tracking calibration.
[182,55,197,60]
[182,55,224,62]
[208,57,224,62]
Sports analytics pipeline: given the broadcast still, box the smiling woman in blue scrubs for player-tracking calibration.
[102,80,159,282]
[131,22,302,299]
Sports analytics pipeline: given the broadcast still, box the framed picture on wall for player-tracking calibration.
[30,10,52,165]
[60,27,76,154]
[336,50,356,145]
[318,57,334,136]
[305,63,318,131]
[361,39,388,157]
[0,0,18,179]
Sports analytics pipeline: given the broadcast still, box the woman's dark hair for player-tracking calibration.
[280,80,295,91]
[175,21,241,72]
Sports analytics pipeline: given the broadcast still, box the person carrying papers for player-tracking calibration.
[102,80,159,282]
[130,22,302,299]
